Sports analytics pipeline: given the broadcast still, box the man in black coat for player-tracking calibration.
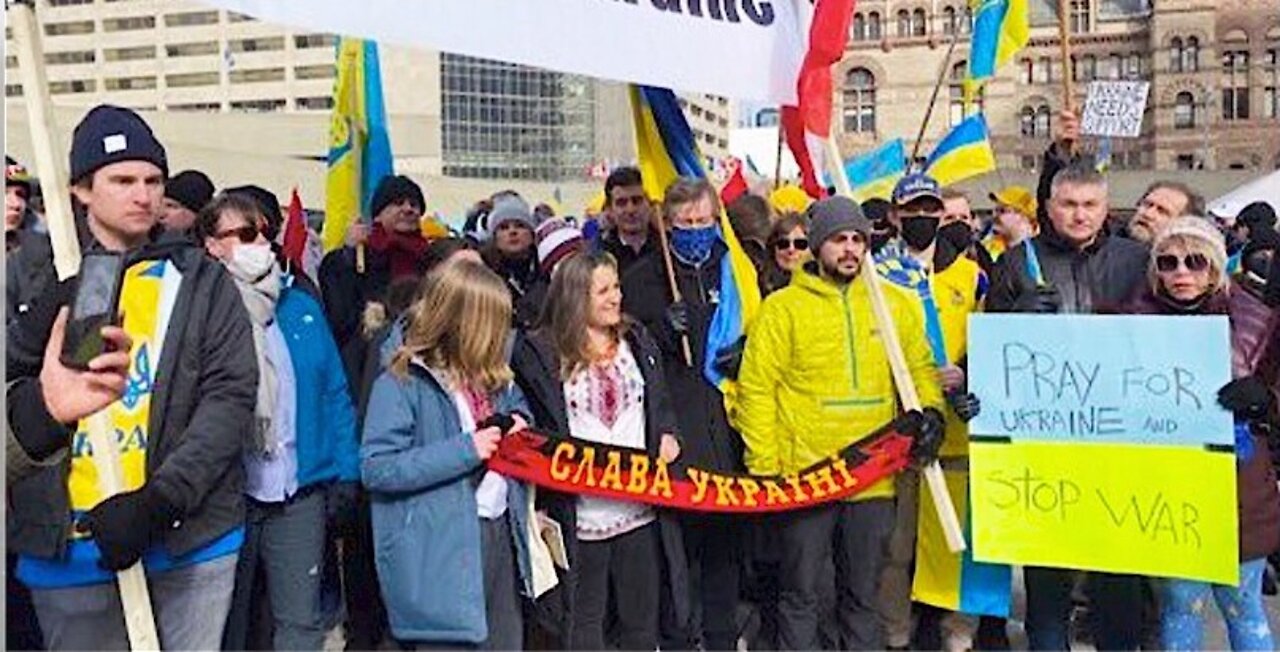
[621,177,744,650]
[601,167,660,275]
[7,104,257,651]
[986,109,1150,652]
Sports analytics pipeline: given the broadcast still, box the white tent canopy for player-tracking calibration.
[1207,169,1280,220]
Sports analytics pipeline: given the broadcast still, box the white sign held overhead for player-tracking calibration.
[1080,81,1151,139]
[200,0,808,103]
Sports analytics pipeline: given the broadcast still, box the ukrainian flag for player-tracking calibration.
[966,0,1030,91]
[322,38,394,252]
[915,473,1013,617]
[629,86,761,397]
[925,114,996,187]
[841,139,907,203]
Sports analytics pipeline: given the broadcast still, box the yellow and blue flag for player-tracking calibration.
[839,138,907,203]
[323,37,394,252]
[966,0,1030,95]
[925,114,996,187]
[629,85,761,396]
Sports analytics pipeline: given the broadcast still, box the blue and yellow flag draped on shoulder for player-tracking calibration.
[925,114,996,186]
[629,85,761,402]
[323,37,394,252]
[965,0,1030,100]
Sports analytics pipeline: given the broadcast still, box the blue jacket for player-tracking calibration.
[361,361,533,644]
[277,283,359,487]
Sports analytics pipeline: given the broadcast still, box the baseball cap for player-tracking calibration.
[892,173,942,207]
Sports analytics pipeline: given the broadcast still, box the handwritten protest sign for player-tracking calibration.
[970,441,1238,585]
[968,314,1233,446]
[1081,81,1151,138]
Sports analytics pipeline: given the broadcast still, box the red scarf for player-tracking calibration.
[367,223,429,280]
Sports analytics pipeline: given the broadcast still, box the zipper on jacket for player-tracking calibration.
[839,290,859,390]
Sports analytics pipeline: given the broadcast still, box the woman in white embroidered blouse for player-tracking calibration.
[540,251,680,650]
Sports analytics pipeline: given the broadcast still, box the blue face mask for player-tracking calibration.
[670,224,719,265]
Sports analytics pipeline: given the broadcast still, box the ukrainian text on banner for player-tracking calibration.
[487,418,914,513]
[201,0,807,104]
[967,314,1239,585]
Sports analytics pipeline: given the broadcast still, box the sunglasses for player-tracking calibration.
[773,237,809,252]
[1155,253,1209,273]
[213,225,260,244]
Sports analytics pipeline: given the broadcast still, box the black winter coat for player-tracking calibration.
[7,239,257,559]
[987,143,1149,314]
[621,244,745,473]
[509,325,690,645]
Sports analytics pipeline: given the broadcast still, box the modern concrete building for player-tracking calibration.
[4,0,732,199]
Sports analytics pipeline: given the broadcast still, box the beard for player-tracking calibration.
[820,257,861,284]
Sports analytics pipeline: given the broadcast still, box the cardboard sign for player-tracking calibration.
[1081,81,1151,138]
[968,314,1233,447]
[970,441,1238,585]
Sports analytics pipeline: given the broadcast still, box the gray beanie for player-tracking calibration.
[486,195,535,237]
[805,196,871,253]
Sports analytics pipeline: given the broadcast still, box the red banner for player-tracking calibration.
[487,417,914,513]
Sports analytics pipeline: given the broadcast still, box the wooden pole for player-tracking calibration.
[1057,0,1078,155]
[10,2,161,649]
[773,116,785,190]
[823,135,967,553]
[653,206,695,366]
[910,29,962,165]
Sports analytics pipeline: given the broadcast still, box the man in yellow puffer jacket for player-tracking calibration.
[738,195,945,651]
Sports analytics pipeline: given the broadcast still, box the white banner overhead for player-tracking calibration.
[202,0,808,104]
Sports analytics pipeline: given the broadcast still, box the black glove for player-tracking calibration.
[77,486,180,571]
[947,391,982,423]
[665,301,690,335]
[901,408,946,466]
[327,481,360,537]
[1012,284,1062,314]
[1219,376,1275,421]
[477,412,516,435]
[712,336,747,381]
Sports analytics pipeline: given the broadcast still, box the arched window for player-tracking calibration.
[897,9,910,37]
[1036,105,1051,135]
[1184,36,1199,72]
[1169,37,1183,72]
[942,6,957,36]
[1174,91,1196,129]
[948,61,982,125]
[852,13,867,41]
[1020,106,1036,136]
[868,12,882,39]
[843,68,877,133]
[912,8,927,36]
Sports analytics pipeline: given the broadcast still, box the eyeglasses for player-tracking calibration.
[1155,253,1209,273]
[773,237,809,251]
[212,225,259,244]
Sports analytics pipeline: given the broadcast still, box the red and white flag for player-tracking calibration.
[719,157,750,206]
[282,187,308,271]
[781,0,856,198]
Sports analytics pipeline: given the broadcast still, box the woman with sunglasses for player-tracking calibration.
[1119,216,1279,651]
[197,193,360,651]
[762,213,808,295]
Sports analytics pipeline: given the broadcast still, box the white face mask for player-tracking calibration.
[227,242,276,283]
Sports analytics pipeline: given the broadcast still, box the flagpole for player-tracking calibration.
[654,209,695,366]
[1057,0,1077,155]
[10,1,161,648]
[823,134,967,554]
[910,29,962,166]
[774,113,785,190]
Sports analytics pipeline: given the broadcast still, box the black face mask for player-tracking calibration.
[899,216,940,251]
[938,221,974,252]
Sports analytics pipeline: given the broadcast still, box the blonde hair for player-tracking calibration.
[390,259,514,392]
[540,250,628,380]
[1148,233,1227,297]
